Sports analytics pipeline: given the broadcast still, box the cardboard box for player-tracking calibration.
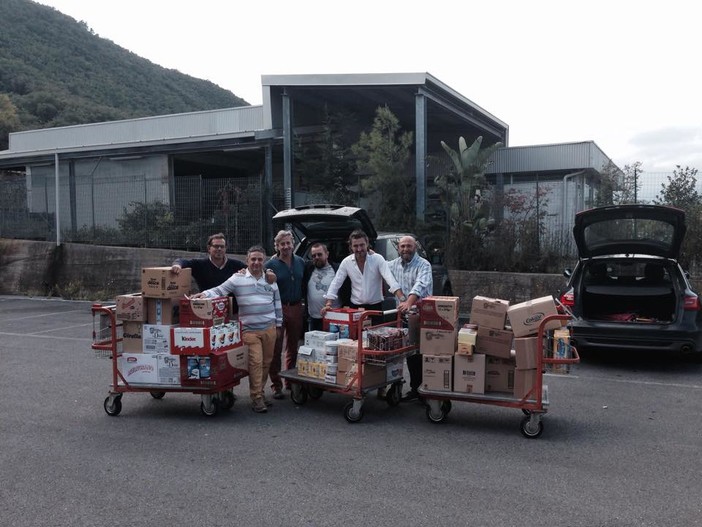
[507,295,560,338]
[171,324,240,356]
[469,296,510,329]
[419,296,460,330]
[179,297,229,327]
[115,294,146,322]
[419,327,457,356]
[337,340,360,361]
[304,330,338,350]
[147,298,179,325]
[142,324,173,354]
[141,267,191,299]
[179,346,248,388]
[121,321,143,353]
[549,328,572,374]
[485,356,515,393]
[323,308,370,340]
[475,326,513,359]
[513,368,538,399]
[366,326,407,351]
[118,353,181,385]
[514,336,541,370]
[456,325,477,356]
[421,354,453,392]
[453,353,486,394]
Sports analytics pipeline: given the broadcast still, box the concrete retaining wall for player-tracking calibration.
[3,240,700,312]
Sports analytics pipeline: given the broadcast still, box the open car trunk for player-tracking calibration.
[580,260,678,323]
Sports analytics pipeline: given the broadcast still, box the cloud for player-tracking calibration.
[626,126,702,172]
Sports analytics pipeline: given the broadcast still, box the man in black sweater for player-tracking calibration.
[171,233,275,312]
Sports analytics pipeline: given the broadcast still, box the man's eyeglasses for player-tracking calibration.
[210,244,226,249]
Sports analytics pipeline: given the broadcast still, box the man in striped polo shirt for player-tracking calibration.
[194,245,283,414]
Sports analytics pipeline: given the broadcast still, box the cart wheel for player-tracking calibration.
[425,404,447,424]
[219,391,235,410]
[385,382,402,407]
[290,383,308,405]
[344,401,364,423]
[308,386,324,400]
[520,415,544,438]
[441,400,452,415]
[103,395,122,416]
[200,397,219,417]
[150,391,166,400]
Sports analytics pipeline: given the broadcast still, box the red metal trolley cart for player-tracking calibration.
[279,309,417,422]
[91,303,247,417]
[418,314,580,438]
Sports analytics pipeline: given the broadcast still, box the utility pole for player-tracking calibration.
[634,166,638,203]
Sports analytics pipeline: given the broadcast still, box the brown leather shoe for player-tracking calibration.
[251,398,268,413]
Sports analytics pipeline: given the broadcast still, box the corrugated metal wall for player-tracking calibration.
[9,106,265,153]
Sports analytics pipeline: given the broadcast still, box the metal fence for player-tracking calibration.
[0,168,267,254]
[0,166,691,268]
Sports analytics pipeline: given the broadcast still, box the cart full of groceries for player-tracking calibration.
[279,308,418,422]
[91,267,248,417]
[417,295,580,438]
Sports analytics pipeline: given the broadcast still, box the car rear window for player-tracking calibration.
[583,217,677,254]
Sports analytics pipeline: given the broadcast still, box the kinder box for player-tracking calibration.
[453,353,486,394]
[179,297,229,327]
[469,296,510,329]
[485,356,515,393]
[513,368,538,399]
[421,354,453,392]
[475,326,513,359]
[118,353,180,385]
[142,324,173,354]
[419,296,460,330]
[141,267,191,299]
[323,308,370,340]
[171,324,240,356]
[419,327,458,356]
[507,296,560,338]
[147,298,179,325]
[514,336,541,370]
[115,294,146,322]
[121,321,143,353]
[179,346,249,388]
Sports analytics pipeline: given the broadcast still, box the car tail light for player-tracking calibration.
[560,291,575,307]
[684,293,700,311]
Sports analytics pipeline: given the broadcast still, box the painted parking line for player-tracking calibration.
[29,322,93,335]
[0,331,91,342]
[0,309,86,323]
[575,374,702,390]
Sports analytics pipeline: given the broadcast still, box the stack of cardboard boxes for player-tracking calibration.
[420,294,563,400]
[115,267,247,388]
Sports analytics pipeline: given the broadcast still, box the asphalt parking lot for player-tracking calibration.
[1,295,701,527]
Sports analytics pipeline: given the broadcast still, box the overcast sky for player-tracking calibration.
[36,0,701,177]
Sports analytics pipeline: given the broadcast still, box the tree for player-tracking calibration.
[654,165,700,209]
[593,160,620,206]
[614,162,642,204]
[434,136,502,268]
[295,105,358,205]
[655,165,702,269]
[0,94,20,150]
[352,105,414,231]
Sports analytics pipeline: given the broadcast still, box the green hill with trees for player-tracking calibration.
[0,0,249,149]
